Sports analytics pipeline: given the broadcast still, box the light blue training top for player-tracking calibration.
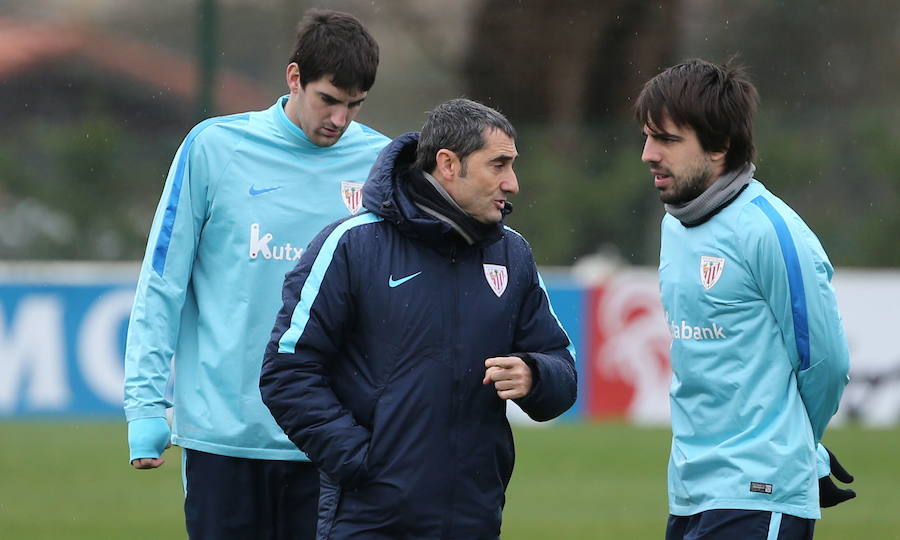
[659,180,849,519]
[124,96,389,460]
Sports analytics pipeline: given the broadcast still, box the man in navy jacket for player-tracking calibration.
[261,98,577,539]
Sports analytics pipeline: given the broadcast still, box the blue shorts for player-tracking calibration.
[183,449,319,540]
[666,509,815,540]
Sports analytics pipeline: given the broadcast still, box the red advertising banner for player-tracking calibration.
[584,270,672,423]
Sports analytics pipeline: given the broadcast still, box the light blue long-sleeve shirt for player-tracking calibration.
[124,96,389,460]
[659,179,849,519]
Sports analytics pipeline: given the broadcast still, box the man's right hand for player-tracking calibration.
[128,416,172,469]
[131,457,167,469]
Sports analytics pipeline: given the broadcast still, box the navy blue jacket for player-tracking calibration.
[261,132,577,539]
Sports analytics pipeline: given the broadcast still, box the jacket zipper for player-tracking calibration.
[445,245,459,538]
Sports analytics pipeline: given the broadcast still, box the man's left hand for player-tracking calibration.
[820,447,857,508]
[482,356,532,400]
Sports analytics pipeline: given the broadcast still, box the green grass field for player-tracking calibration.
[0,421,896,539]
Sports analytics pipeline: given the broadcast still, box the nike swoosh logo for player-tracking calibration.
[388,271,422,288]
[249,185,283,196]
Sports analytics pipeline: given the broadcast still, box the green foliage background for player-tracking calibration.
[1,0,897,268]
[0,108,174,260]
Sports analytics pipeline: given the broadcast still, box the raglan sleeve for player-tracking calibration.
[740,202,850,443]
[260,224,371,488]
[510,243,578,422]
[123,129,211,461]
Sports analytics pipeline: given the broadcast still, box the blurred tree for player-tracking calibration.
[465,0,681,142]
[1,0,897,267]
[463,0,682,264]
[0,108,173,260]
[461,0,899,267]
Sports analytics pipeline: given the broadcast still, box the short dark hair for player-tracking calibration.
[289,9,379,92]
[635,58,759,172]
[415,98,517,174]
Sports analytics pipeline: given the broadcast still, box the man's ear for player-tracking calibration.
[709,140,728,175]
[435,148,458,180]
[713,137,730,163]
[286,63,301,94]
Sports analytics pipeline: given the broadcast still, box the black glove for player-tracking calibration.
[819,447,856,508]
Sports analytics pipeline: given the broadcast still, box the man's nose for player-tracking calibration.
[502,171,519,195]
[330,106,349,128]
[641,138,660,164]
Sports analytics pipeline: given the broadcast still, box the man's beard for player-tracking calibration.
[658,160,716,205]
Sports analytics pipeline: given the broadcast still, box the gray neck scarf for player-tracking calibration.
[665,163,755,226]
[415,171,476,244]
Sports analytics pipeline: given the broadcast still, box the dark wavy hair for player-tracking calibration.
[635,58,759,172]
[415,98,517,175]
[289,9,379,92]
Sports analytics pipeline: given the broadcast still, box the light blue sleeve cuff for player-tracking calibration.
[127,416,171,462]
[816,443,831,478]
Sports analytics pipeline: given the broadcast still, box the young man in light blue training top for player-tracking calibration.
[636,59,856,539]
[123,9,389,539]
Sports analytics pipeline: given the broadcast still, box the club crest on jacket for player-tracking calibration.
[483,264,508,297]
[341,181,364,215]
[700,255,725,290]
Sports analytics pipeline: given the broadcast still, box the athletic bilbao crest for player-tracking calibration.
[483,264,508,297]
[341,181,364,215]
[700,256,725,290]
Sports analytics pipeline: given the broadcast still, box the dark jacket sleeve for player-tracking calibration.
[511,253,577,421]
[260,223,370,488]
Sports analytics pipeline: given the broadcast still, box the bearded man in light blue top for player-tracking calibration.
[635,59,856,540]
[123,9,389,539]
